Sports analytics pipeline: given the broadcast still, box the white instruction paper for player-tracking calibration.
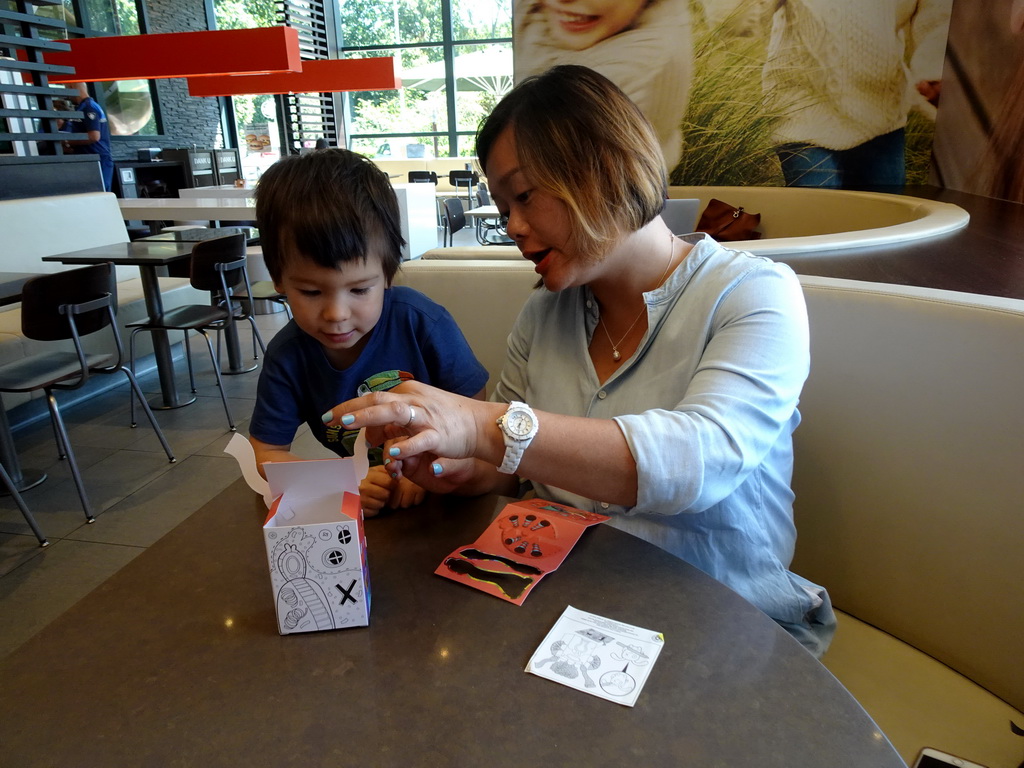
[526,605,664,707]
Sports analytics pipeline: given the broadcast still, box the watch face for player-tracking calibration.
[506,410,535,438]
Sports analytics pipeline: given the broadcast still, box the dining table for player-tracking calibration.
[0,479,906,767]
[41,240,255,411]
[118,186,437,260]
[134,225,254,244]
[118,196,257,230]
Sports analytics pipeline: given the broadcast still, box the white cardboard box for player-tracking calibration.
[262,457,371,635]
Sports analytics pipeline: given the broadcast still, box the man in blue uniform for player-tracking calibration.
[62,83,113,192]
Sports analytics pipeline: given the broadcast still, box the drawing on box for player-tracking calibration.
[443,557,534,600]
[276,546,336,632]
[268,524,364,632]
[534,628,614,688]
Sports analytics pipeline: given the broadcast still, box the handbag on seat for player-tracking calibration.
[695,198,762,241]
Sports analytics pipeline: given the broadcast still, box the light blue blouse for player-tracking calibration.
[492,234,835,655]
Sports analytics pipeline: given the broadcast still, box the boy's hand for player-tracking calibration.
[388,475,426,509]
[359,464,395,517]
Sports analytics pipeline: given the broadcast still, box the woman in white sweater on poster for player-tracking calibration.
[762,0,953,188]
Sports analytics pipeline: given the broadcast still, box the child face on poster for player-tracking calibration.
[540,0,649,51]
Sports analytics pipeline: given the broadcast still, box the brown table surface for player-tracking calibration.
[0,479,904,767]
[40,240,196,267]
[135,226,255,243]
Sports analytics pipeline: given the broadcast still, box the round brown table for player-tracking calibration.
[0,480,905,767]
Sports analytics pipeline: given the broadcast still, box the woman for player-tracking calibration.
[325,65,835,656]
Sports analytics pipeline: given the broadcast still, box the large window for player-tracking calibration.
[340,0,512,159]
[213,0,280,179]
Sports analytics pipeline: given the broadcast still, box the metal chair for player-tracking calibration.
[441,197,467,247]
[1,460,48,547]
[448,169,479,210]
[473,183,513,245]
[408,170,438,184]
[127,233,266,432]
[0,263,176,525]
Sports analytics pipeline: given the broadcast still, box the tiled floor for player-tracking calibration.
[0,223,484,660]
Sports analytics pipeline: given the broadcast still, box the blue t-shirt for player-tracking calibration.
[250,285,488,458]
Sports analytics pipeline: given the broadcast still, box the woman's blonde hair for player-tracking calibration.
[476,65,667,259]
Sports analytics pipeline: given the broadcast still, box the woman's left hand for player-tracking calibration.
[323,380,495,466]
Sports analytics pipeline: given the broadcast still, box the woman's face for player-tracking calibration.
[541,0,647,51]
[485,127,591,293]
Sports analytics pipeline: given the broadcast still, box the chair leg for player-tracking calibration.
[247,316,267,357]
[121,368,176,464]
[49,416,65,460]
[45,392,94,523]
[0,461,48,547]
[183,331,197,393]
[198,330,235,431]
[129,326,142,428]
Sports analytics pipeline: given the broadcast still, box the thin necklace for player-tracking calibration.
[599,234,676,362]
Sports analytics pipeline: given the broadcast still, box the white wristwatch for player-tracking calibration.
[496,401,539,474]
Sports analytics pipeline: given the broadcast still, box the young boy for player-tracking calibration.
[249,149,488,515]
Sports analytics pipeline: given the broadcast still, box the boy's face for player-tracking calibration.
[275,251,388,368]
[541,0,647,51]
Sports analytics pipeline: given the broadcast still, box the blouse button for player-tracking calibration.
[586,300,593,309]
[597,390,607,400]
[600,502,610,509]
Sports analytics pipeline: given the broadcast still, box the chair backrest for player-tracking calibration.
[20,262,117,341]
[477,183,491,206]
[443,198,466,234]
[408,170,438,184]
[190,233,248,293]
[448,169,478,187]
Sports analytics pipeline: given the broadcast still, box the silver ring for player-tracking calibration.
[405,406,416,427]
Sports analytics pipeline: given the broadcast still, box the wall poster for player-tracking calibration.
[514,0,955,189]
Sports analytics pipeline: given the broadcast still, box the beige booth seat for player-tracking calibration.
[395,258,1024,768]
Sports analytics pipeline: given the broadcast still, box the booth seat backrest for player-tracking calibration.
[394,259,536,386]
[793,276,1024,712]
[667,185,955,240]
[0,192,132,279]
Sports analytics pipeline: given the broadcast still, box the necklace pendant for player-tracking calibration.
[612,349,621,361]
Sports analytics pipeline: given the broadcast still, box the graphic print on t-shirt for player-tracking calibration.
[337,370,415,460]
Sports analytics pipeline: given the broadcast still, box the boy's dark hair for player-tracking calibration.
[254,148,405,284]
